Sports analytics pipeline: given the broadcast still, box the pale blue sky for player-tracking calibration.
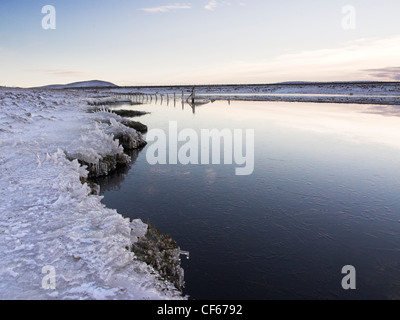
[0,0,399,87]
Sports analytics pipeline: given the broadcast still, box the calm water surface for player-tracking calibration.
[99,99,400,300]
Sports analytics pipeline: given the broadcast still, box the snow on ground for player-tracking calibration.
[0,88,184,300]
[109,82,400,105]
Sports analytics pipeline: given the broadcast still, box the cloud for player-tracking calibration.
[363,67,400,81]
[204,1,242,11]
[140,3,191,13]
[26,69,91,78]
[167,35,400,84]
[205,0,218,11]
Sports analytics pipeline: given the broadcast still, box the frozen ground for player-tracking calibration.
[0,88,184,300]
[110,82,400,105]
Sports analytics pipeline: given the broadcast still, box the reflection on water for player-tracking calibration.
[94,149,142,193]
[100,98,400,300]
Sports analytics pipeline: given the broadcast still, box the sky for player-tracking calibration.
[0,0,399,87]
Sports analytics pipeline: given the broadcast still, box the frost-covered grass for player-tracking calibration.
[0,88,184,300]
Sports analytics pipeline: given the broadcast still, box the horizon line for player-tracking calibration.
[5,80,400,90]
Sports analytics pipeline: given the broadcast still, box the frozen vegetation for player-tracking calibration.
[0,88,185,300]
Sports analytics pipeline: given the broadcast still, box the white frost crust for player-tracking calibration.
[0,88,183,300]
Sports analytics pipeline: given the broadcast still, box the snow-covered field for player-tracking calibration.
[110,82,400,105]
[0,88,184,300]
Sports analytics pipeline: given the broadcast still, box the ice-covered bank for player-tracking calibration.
[0,88,184,300]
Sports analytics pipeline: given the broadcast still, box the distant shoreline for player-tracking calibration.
[27,80,400,90]
[104,82,400,106]
[114,81,400,89]
[7,81,400,106]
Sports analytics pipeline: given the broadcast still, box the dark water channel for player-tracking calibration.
[99,99,400,300]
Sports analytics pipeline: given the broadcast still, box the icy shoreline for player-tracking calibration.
[0,88,185,300]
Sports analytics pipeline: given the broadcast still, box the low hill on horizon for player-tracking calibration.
[35,80,118,90]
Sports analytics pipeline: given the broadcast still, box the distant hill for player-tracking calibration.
[36,80,118,89]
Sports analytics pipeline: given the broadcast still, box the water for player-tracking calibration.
[98,99,400,300]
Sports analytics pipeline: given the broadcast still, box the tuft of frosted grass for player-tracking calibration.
[68,123,124,165]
